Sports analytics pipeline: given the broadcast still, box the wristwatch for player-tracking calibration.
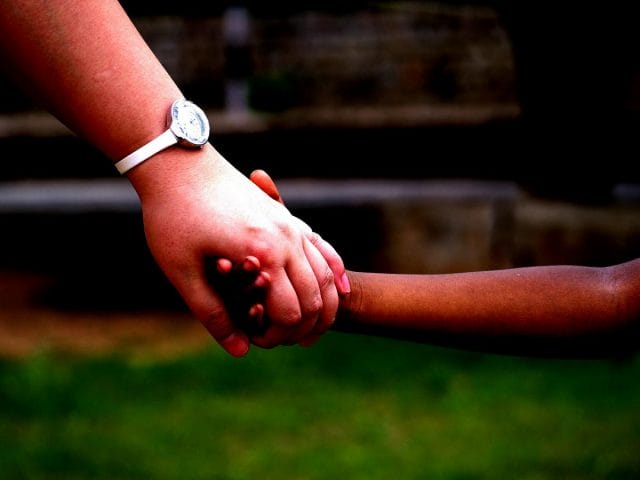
[114,98,210,174]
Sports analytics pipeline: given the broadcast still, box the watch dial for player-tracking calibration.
[171,99,210,146]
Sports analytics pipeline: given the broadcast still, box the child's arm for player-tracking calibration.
[338,262,640,357]
[235,170,640,358]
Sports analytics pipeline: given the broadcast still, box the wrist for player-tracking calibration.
[126,143,224,203]
[105,95,177,160]
[113,99,210,175]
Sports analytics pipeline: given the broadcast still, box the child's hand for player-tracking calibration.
[206,255,271,338]
[210,170,328,347]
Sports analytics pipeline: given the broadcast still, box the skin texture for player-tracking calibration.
[240,170,640,358]
[0,1,348,357]
[338,264,640,358]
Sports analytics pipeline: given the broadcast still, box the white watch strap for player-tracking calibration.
[114,129,178,174]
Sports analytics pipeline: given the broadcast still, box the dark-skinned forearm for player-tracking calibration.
[333,259,640,358]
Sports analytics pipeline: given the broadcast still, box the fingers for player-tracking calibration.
[215,255,269,333]
[213,250,335,349]
[209,256,268,338]
[250,268,301,348]
[250,169,283,204]
[241,255,261,273]
[253,270,270,289]
[216,257,233,274]
[216,255,259,276]
[254,238,338,348]
[185,276,250,358]
[294,236,338,342]
[249,166,347,320]
[290,216,349,297]
[215,251,303,348]
[248,303,265,329]
[306,231,350,295]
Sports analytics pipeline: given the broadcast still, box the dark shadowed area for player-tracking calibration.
[1,2,639,479]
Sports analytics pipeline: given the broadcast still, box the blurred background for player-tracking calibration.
[1,2,639,479]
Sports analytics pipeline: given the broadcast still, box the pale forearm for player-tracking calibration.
[0,0,180,161]
[0,2,347,356]
[335,259,640,357]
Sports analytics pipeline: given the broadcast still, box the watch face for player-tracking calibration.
[169,99,210,147]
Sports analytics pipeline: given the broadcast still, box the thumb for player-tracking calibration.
[186,278,251,357]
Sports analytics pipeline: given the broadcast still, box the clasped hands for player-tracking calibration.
[206,169,340,352]
[134,146,348,358]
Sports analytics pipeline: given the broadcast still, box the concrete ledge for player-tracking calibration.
[0,104,520,138]
[1,178,639,309]
[0,178,522,214]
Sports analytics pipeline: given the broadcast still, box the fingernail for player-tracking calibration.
[254,273,266,288]
[339,272,351,294]
[222,333,250,358]
[216,258,232,274]
[248,304,261,318]
[243,256,259,272]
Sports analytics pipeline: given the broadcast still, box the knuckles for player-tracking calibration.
[318,266,335,292]
[198,308,233,341]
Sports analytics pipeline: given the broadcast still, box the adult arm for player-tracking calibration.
[0,0,347,356]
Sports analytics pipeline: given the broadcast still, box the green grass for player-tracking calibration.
[1,333,639,480]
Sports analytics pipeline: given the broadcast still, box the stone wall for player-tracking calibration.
[133,3,516,111]
[376,193,640,274]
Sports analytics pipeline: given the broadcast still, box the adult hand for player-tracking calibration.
[0,0,347,357]
[129,144,347,357]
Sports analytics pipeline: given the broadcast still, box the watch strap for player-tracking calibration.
[114,128,178,174]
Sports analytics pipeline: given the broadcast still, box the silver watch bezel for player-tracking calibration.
[168,99,210,147]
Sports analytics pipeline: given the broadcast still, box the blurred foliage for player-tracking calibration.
[1,334,639,479]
